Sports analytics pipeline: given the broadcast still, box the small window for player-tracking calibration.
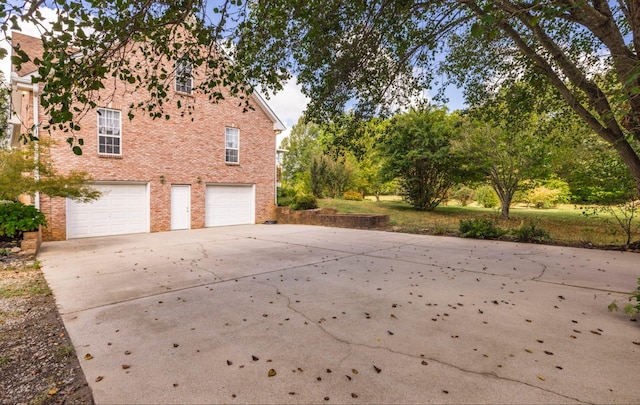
[97,108,121,155]
[225,127,239,164]
[176,59,193,94]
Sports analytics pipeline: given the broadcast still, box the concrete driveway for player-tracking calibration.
[39,225,640,404]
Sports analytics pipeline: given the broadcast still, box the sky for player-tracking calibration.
[1,4,466,147]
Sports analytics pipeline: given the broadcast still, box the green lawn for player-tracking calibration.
[317,198,640,248]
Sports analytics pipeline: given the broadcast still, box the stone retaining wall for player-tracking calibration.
[276,207,389,229]
[20,228,42,256]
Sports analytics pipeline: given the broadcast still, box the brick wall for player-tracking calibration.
[17,41,278,240]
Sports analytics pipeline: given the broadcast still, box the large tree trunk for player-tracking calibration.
[494,187,513,219]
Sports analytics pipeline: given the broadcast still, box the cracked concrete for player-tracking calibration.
[39,225,639,404]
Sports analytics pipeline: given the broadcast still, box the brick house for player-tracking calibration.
[9,32,285,241]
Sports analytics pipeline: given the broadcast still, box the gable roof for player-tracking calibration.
[10,32,286,132]
[11,31,44,77]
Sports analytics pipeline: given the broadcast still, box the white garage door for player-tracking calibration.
[66,183,149,239]
[206,185,255,227]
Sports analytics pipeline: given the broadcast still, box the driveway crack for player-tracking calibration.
[262,281,587,404]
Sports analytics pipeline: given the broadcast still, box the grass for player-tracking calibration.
[0,263,51,299]
[318,198,640,247]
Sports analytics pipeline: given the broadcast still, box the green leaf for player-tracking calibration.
[470,22,483,37]
[72,146,83,155]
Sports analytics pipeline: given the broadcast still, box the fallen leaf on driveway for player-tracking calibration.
[268,369,276,377]
[84,354,93,360]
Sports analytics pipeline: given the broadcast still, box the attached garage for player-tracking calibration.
[205,184,255,227]
[66,183,149,239]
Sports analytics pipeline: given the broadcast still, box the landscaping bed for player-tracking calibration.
[0,238,94,405]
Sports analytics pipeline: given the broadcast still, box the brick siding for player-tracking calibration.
[13,34,279,241]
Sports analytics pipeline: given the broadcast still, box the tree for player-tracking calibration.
[457,85,552,218]
[5,1,640,191]
[239,0,640,190]
[279,117,321,190]
[318,114,392,199]
[380,107,464,211]
[0,140,100,202]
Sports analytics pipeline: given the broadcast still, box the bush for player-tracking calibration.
[459,218,505,239]
[513,221,550,242]
[609,278,640,318]
[277,196,295,207]
[527,186,561,209]
[452,185,474,206]
[292,194,318,210]
[343,190,363,201]
[475,186,499,208]
[0,202,48,239]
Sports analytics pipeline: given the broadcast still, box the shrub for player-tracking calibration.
[452,185,474,206]
[459,218,505,239]
[609,278,640,318]
[513,221,550,242]
[277,196,295,207]
[293,194,318,210]
[528,186,561,209]
[0,202,48,239]
[475,186,499,208]
[343,190,363,201]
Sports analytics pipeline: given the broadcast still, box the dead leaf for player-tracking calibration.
[95,376,104,382]
[84,353,93,360]
[544,351,553,355]
[268,369,276,377]
[537,375,545,381]
[421,360,428,366]
[124,350,131,355]
[121,364,131,369]
[48,388,58,395]
[252,355,259,361]
[227,360,233,366]
[590,330,602,335]
[352,368,359,375]
[351,393,359,398]
[373,365,382,373]
[525,349,533,353]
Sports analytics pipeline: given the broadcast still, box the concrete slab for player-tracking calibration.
[39,225,640,404]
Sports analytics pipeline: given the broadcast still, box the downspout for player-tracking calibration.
[32,83,39,210]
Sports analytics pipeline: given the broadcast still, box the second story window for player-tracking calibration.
[176,59,193,94]
[225,127,239,164]
[97,108,121,155]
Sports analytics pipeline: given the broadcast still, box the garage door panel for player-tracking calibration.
[67,183,149,239]
[206,185,254,227]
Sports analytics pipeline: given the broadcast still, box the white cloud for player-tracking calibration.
[261,78,309,147]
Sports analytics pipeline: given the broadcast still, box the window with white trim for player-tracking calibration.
[97,108,121,155]
[175,59,193,94]
[225,127,239,164]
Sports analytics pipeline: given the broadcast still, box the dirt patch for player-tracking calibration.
[0,244,94,405]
